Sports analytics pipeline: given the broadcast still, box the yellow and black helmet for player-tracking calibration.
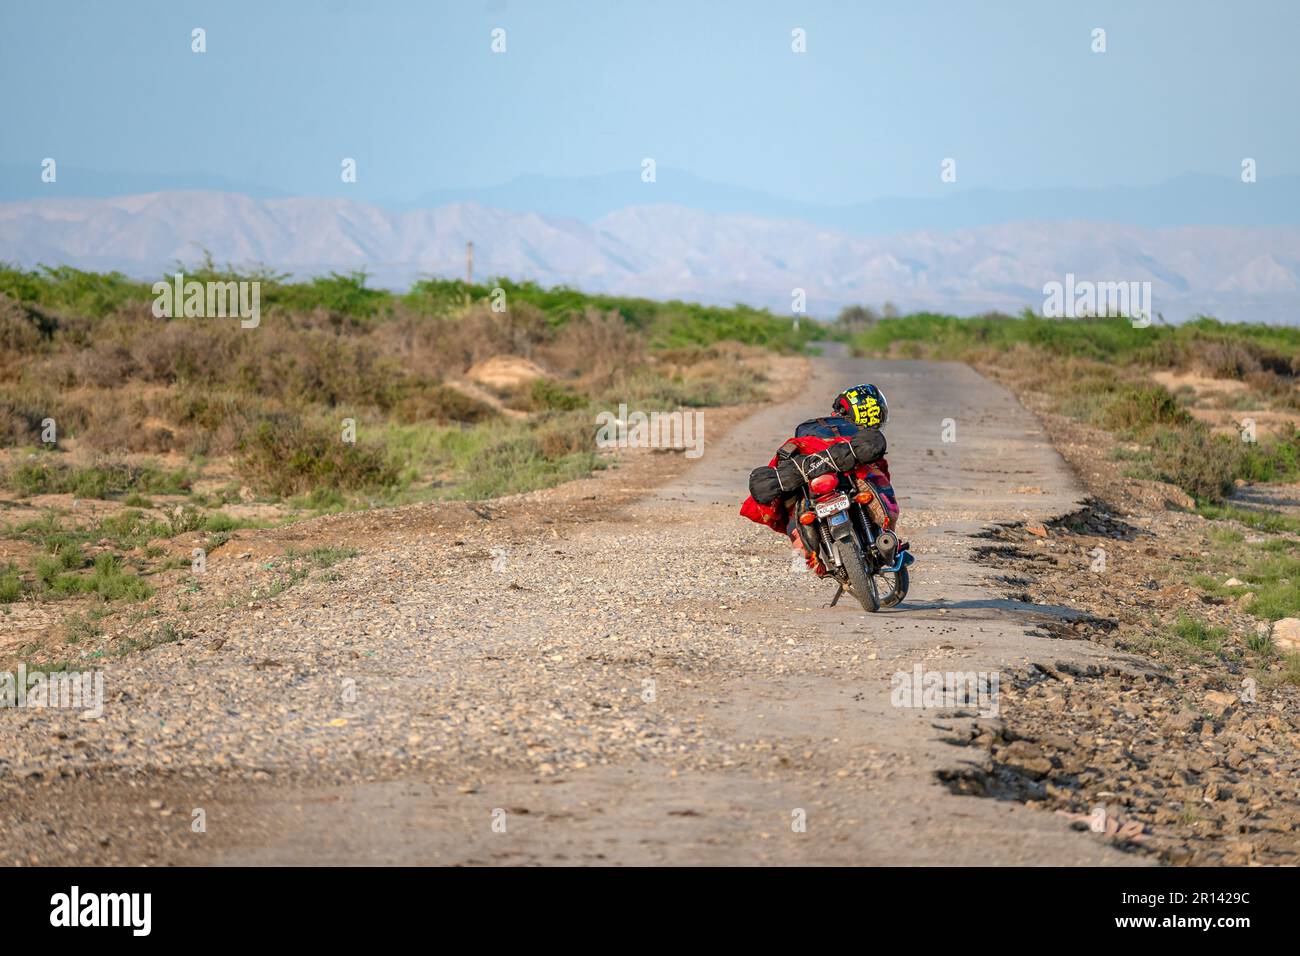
[832,383,889,428]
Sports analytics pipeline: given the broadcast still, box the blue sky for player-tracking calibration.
[2,0,1297,205]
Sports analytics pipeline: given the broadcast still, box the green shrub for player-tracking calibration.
[0,264,149,318]
[3,457,191,499]
[453,431,601,500]
[1146,427,1238,503]
[239,417,399,497]
[1097,384,1191,431]
[395,382,498,424]
[0,561,24,603]
[81,555,153,602]
[95,510,168,550]
[1169,614,1227,653]
[521,378,586,413]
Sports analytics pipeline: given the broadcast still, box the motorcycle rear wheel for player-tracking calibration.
[835,538,879,613]
[875,565,909,608]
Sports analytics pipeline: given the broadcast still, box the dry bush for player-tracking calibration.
[64,341,139,388]
[536,413,593,460]
[539,308,644,386]
[1181,337,1295,381]
[0,383,54,445]
[1244,370,1300,410]
[375,301,551,380]
[48,388,172,454]
[163,388,280,457]
[128,318,244,385]
[237,414,398,496]
[0,296,48,356]
[233,324,403,410]
[393,383,498,424]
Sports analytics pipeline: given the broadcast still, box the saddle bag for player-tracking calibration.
[749,457,816,504]
[749,429,888,505]
[748,466,783,505]
[848,428,886,464]
[827,440,859,473]
[791,450,835,483]
[775,457,804,491]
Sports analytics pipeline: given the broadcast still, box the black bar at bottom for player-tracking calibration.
[0,865,1276,940]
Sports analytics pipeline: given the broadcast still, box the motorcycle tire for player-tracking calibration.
[876,565,909,608]
[835,538,879,613]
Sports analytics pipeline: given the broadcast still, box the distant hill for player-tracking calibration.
[408,170,1300,236]
[1,190,1297,323]
[6,165,1298,234]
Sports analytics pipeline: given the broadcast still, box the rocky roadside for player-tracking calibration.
[959,407,1300,865]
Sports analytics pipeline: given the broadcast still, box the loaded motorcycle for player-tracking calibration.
[791,466,913,612]
[746,425,913,613]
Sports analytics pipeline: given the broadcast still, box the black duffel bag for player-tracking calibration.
[849,428,886,464]
[775,457,803,490]
[827,440,858,472]
[791,449,836,482]
[749,428,887,505]
[749,458,811,504]
[748,466,783,505]
[791,429,887,480]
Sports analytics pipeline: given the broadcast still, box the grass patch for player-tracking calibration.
[1197,503,1300,536]
[1168,614,1227,655]
[450,430,603,500]
[225,545,360,607]
[3,457,192,499]
[1246,628,1274,655]
[69,555,154,602]
[284,545,358,569]
[114,621,190,656]
[1188,533,1298,624]
[0,561,24,602]
[63,609,108,645]
[1239,548,1300,620]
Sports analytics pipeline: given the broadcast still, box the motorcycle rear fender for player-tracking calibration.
[826,512,857,545]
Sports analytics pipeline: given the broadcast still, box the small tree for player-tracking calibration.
[835,304,879,330]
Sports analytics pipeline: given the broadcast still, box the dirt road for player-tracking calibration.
[2,355,1155,865]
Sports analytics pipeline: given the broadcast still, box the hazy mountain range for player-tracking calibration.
[5,165,1299,235]
[407,170,1300,236]
[1,190,1297,323]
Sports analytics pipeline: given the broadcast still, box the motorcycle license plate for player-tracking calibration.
[814,493,849,518]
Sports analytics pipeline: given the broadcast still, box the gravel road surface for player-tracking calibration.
[2,354,1154,865]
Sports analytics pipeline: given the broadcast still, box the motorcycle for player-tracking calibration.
[793,470,913,612]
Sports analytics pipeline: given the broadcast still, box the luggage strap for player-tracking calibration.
[793,449,835,483]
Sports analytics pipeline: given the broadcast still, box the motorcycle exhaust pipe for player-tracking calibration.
[875,530,898,561]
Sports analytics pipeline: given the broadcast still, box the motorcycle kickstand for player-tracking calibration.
[829,582,844,607]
